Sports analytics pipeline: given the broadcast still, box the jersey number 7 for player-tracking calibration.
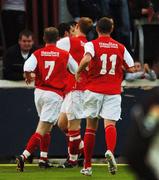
[45,61,55,80]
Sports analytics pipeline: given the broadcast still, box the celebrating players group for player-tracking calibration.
[16,16,135,176]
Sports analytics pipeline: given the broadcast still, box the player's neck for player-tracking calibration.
[98,33,110,38]
[76,31,86,37]
[45,43,55,46]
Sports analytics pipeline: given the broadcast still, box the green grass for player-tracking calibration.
[0,164,135,180]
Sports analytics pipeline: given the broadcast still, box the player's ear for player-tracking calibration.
[96,26,100,35]
[110,25,114,34]
[43,36,46,43]
[75,23,79,30]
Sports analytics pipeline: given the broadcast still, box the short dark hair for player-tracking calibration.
[58,23,70,38]
[96,17,114,34]
[19,29,33,39]
[78,17,93,35]
[44,27,59,43]
[68,21,77,27]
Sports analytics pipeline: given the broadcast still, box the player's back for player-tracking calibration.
[87,36,126,95]
[34,44,69,96]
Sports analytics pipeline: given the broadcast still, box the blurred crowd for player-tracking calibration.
[0,0,159,80]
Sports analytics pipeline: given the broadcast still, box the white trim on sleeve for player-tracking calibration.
[56,37,70,52]
[84,42,95,58]
[23,54,37,72]
[67,54,78,74]
[123,47,134,67]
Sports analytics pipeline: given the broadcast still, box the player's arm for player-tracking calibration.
[67,54,78,74]
[123,48,135,73]
[75,53,92,81]
[23,54,37,84]
[75,42,94,81]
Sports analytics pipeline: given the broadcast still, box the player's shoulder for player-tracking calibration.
[57,36,70,45]
[56,46,69,56]
[69,36,79,44]
[70,36,85,43]
[110,38,125,49]
[33,46,44,55]
[90,37,100,45]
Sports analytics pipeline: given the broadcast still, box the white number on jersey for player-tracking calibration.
[100,54,117,75]
[45,61,55,80]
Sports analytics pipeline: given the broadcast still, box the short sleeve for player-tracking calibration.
[123,47,134,67]
[56,37,70,52]
[84,42,95,57]
[23,54,37,72]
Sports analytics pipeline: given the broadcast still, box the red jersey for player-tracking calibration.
[33,44,69,96]
[57,36,88,94]
[84,36,134,95]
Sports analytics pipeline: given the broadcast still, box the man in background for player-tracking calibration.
[125,61,157,81]
[0,0,26,48]
[3,29,35,80]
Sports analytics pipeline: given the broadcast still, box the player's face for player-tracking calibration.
[19,35,34,52]
[69,25,77,36]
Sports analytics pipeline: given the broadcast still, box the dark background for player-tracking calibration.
[0,87,146,160]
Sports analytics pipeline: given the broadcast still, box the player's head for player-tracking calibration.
[58,23,71,38]
[18,29,34,52]
[43,27,59,43]
[75,17,93,35]
[96,17,114,35]
[68,21,77,36]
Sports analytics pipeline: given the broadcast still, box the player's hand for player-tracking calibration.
[75,72,81,82]
[24,72,35,85]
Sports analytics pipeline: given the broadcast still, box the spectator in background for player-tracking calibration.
[66,0,102,23]
[129,0,154,22]
[125,61,157,81]
[3,29,35,81]
[129,0,159,22]
[0,0,26,48]
[129,0,159,67]
[66,0,101,40]
[66,0,133,54]
[100,0,132,54]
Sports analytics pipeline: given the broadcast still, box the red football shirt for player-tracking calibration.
[84,36,134,95]
[33,44,69,96]
[57,36,88,94]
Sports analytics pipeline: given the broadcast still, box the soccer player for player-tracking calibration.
[75,17,135,176]
[16,27,78,172]
[56,17,93,167]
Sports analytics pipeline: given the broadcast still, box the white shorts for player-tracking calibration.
[34,88,63,124]
[84,90,121,121]
[60,90,85,121]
